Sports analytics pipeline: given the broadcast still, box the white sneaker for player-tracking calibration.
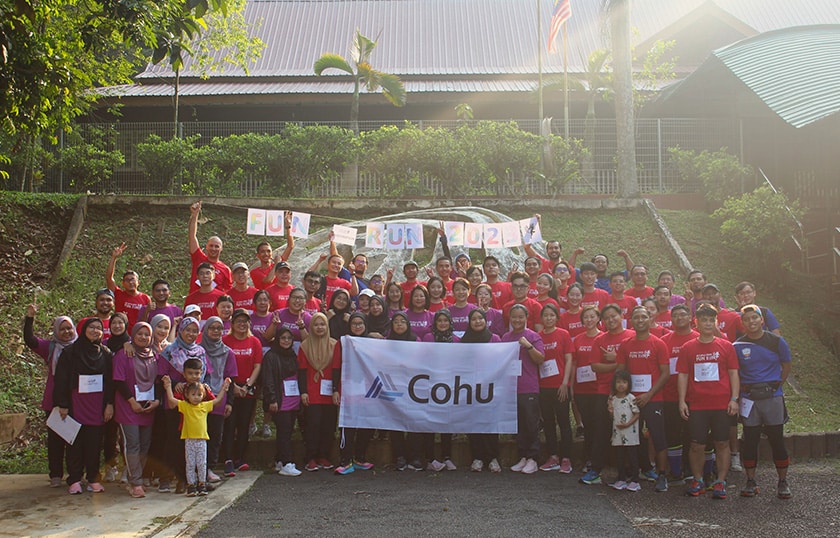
[206,469,221,483]
[261,424,272,437]
[522,459,538,474]
[248,422,258,437]
[470,459,483,472]
[489,459,502,473]
[104,465,118,483]
[511,457,528,472]
[275,461,284,472]
[443,459,457,471]
[427,459,446,472]
[731,453,744,472]
[278,463,302,477]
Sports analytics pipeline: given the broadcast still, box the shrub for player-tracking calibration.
[58,126,124,192]
[136,134,204,194]
[668,147,753,206]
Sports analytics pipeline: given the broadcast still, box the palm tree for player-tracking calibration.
[314,30,406,135]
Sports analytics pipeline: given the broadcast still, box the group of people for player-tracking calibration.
[24,202,792,501]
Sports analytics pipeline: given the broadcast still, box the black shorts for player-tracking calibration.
[640,402,666,452]
[688,409,730,445]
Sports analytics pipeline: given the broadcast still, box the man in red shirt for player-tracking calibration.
[77,288,114,339]
[250,212,294,291]
[184,262,224,325]
[678,304,740,499]
[105,242,150,330]
[482,256,512,309]
[502,272,543,331]
[267,261,294,311]
[188,201,232,293]
[608,272,639,327]
[625,264,654,302]
[229,262,258,312]
[653,286,674,331]
[702,284,743,342]
[577,262,611,311]
[394,260,426,307]
[324,254,358,306]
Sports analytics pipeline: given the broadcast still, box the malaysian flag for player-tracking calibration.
[547,0,572,54]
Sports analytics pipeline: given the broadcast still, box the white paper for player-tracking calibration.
[539,359,560,378]
[739,397,754,418]
[265,210,285,236]
[631,374,652,393]
[510,360,522,376]
[247,208,266,235]
[453,331,465,339]
[386,224,405,249]
[134,384,155,402]
[694,362,720,382]
[463,222,484,249]
[47,407,82,445]
[405,222,424,249]
[669,357,679,375]
[576,365,596,383]
[501,221,522,247]
[483,223,503,248]
[520,217,543,245]
[365,222,386,249]
[320,379,334,396]
[78,374,103,394]
[444,221,464,246]
[332,224,358,246]
[289,212,311,238]
[283,379,300,397]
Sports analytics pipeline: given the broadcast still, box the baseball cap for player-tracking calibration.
[702,283,720,293]
[184,304,201,315]
[274,261,291,272]
[359,289,376,298]
[232,262,249,272]
[232,308,251,321]
[95,288,115,298]
[403,260,419,269]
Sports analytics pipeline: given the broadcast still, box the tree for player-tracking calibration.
[314,30,406,135]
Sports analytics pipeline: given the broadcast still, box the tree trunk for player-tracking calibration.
[610,0,639,198]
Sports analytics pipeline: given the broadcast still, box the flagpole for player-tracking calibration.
[563,22,569,139]
[538,0,544,172]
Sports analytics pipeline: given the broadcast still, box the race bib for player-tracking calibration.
[694,362,720,382]
[78,374,103,394]
[631,374,652,393]
[539,359,560,379]
[320,379,334,396]
[283,379,300,397]
[511,360,522,377]
[134,384,155,402]
[669,357,679,375]
[740,397,754,418]
[576,365,596,383]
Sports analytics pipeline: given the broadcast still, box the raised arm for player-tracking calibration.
[161,375,179,408]
[188,201,201,255]
[106,242,127,292]
[617,249,634,273]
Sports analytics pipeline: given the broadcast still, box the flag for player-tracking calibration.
[548,0,572,54]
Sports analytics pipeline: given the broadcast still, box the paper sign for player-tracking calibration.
[739,397,754,418]
[669,357,679,375]
[366,222,386,249]
[320,379,334,396]
[576,365,596,383]
[444,221,465,246]
[694,362,720,382]
[483,223,503,248]
[631,374,652,393]
[289,212,310,238]
[520,217,542,245]
[283,379,300,397]
[47,407,82,445]
[265,210,285,237]
[501,221,522,247]
[405,223,424,249]
[135,384,155,402]
[332,224,357,246]
[247,209,266,235]
[78,374,103,394]
[539,359,560,378]
[386,224,405,250]
[464,223,483,249]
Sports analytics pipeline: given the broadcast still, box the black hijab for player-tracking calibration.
[347,312,369,338]
[431,309,455,343]
[387,311,417,342]
[461,309,493,343]
[327,289,352,339]
[367,295,391,336]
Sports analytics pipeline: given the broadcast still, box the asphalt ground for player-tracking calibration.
[196,461,840,538]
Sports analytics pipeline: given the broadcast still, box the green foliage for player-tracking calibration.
[546,136,588,196]
[0,134,55,191]
[634,39,677,113]
[668,147,754,205]
[135,134,205,193]
[268,124,357,195]
[712,185,805,275]
[58,126,124,192]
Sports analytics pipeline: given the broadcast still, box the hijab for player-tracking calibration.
[161,317,206,375]
[461,309,493,343]
[48,316,76,375]
[269,327,299,379]
[387,311,417,342]
[106,312,130,354]
[431,309,455,343]
[200,316,230,394]
[347,312,369,338]
[130,322,157,392]
[149,314,171,350]
[327,289,352,339]
[366,295,390,336]
[74,317,110,374]
[299,313,337,382]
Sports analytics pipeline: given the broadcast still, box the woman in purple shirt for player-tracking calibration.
[448,278,477,337]
[405,285,434,341]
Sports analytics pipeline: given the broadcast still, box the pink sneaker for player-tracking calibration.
[540,455,561,471]
[87,482,105,493]
[559,458,573,474]
[68,482,82,495]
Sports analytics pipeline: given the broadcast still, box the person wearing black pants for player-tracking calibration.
[223,396,256,469]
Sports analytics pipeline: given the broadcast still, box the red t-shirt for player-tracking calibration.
[502,298,543,331]
[325,276,351,306]
[654,311,673,331]
[114,287,150,330]
[228,286,258,312]
[487,280,513,310]
[250,264,275,290]
[661,330,699,402]
[650,324,670,338]
[677,337,739,411]
[298,343,342,406]
[267,283,293,311]
[527,281,540,300]
[538,328,573,389]
[616,334,670,402]
[611,295,639,325]
[222,334,263,391]
[184,288,224,321]
[591,329,635,395]
[625,286,654,302]
[572,331,603,395]
[559,309,585,339]
[304,297,322,316]
[716,309,744,342]
[538,256,576,285]
[399,280,427,308]
[189,249,232,294]
[581,288,611,310]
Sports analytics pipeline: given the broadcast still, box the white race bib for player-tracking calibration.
[78,374,103,394]
[694,362,720,382]
[669,357,679,375]
[631,374,652,393]
[283,379,300,397]
[320,379,334,396]
[511,360,523,377]
[740,397,754,418]
[134,384,155,402]
[539,359,560,379]
[576,365,596,383]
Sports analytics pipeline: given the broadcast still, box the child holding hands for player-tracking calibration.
[162,374,230,496]
[609,370,642,491]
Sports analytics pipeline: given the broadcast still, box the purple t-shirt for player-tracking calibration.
[405,310,434,341]
[280,374,301,412]
[275,309,312,341]
[207,349,238,416]
[448,303,477,334]
[502,328,544,394]
[250,312,274,347]
[138,304,183,326]
[31,338,55,411]
[113,350,158,426]
[484,308,506,337]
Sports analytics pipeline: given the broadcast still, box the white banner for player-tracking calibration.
[339,337,519,433]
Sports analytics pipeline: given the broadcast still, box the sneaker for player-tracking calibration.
[316,458,333,470]
[260,423,272,437]
[489,459,502,473]
[104,465,118,483]
[522,459,538,474]
[175,482,186,495]
[224,460,236,477]
[353,460,374,471]
[626,481,642,492]
[470,459,484,472]
[158,481,171,493]
[236,462,250,472]
[248,422,258,437]
[334,463,355,475]
[511,457,528,472]
[305,459,319,472]
[427,460,445,472]
[730,453,743,472]
[540,455,561,471]
[407,460,424,471]
[443,459,457,471]
[686,478,705,496]
[777,479,792,499]
[207,469,221,483]
[278,463,302,477]
[641,469,659,482]
[129,485,146,498]
[559,458,573,474]
[274,461,284,472]
[197,483,208,496]
[396,457,407,471]
[581,461,592,474]
[741,478,759,497]
[50,477,62,488]
[580,470,602,485]
[186,484,197,497]
[204,482,216,492]
[610,480,628,490]
[711,480,727,500]
[68,482,83,495]
[87,482,105,493]
[655,473,669,492]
